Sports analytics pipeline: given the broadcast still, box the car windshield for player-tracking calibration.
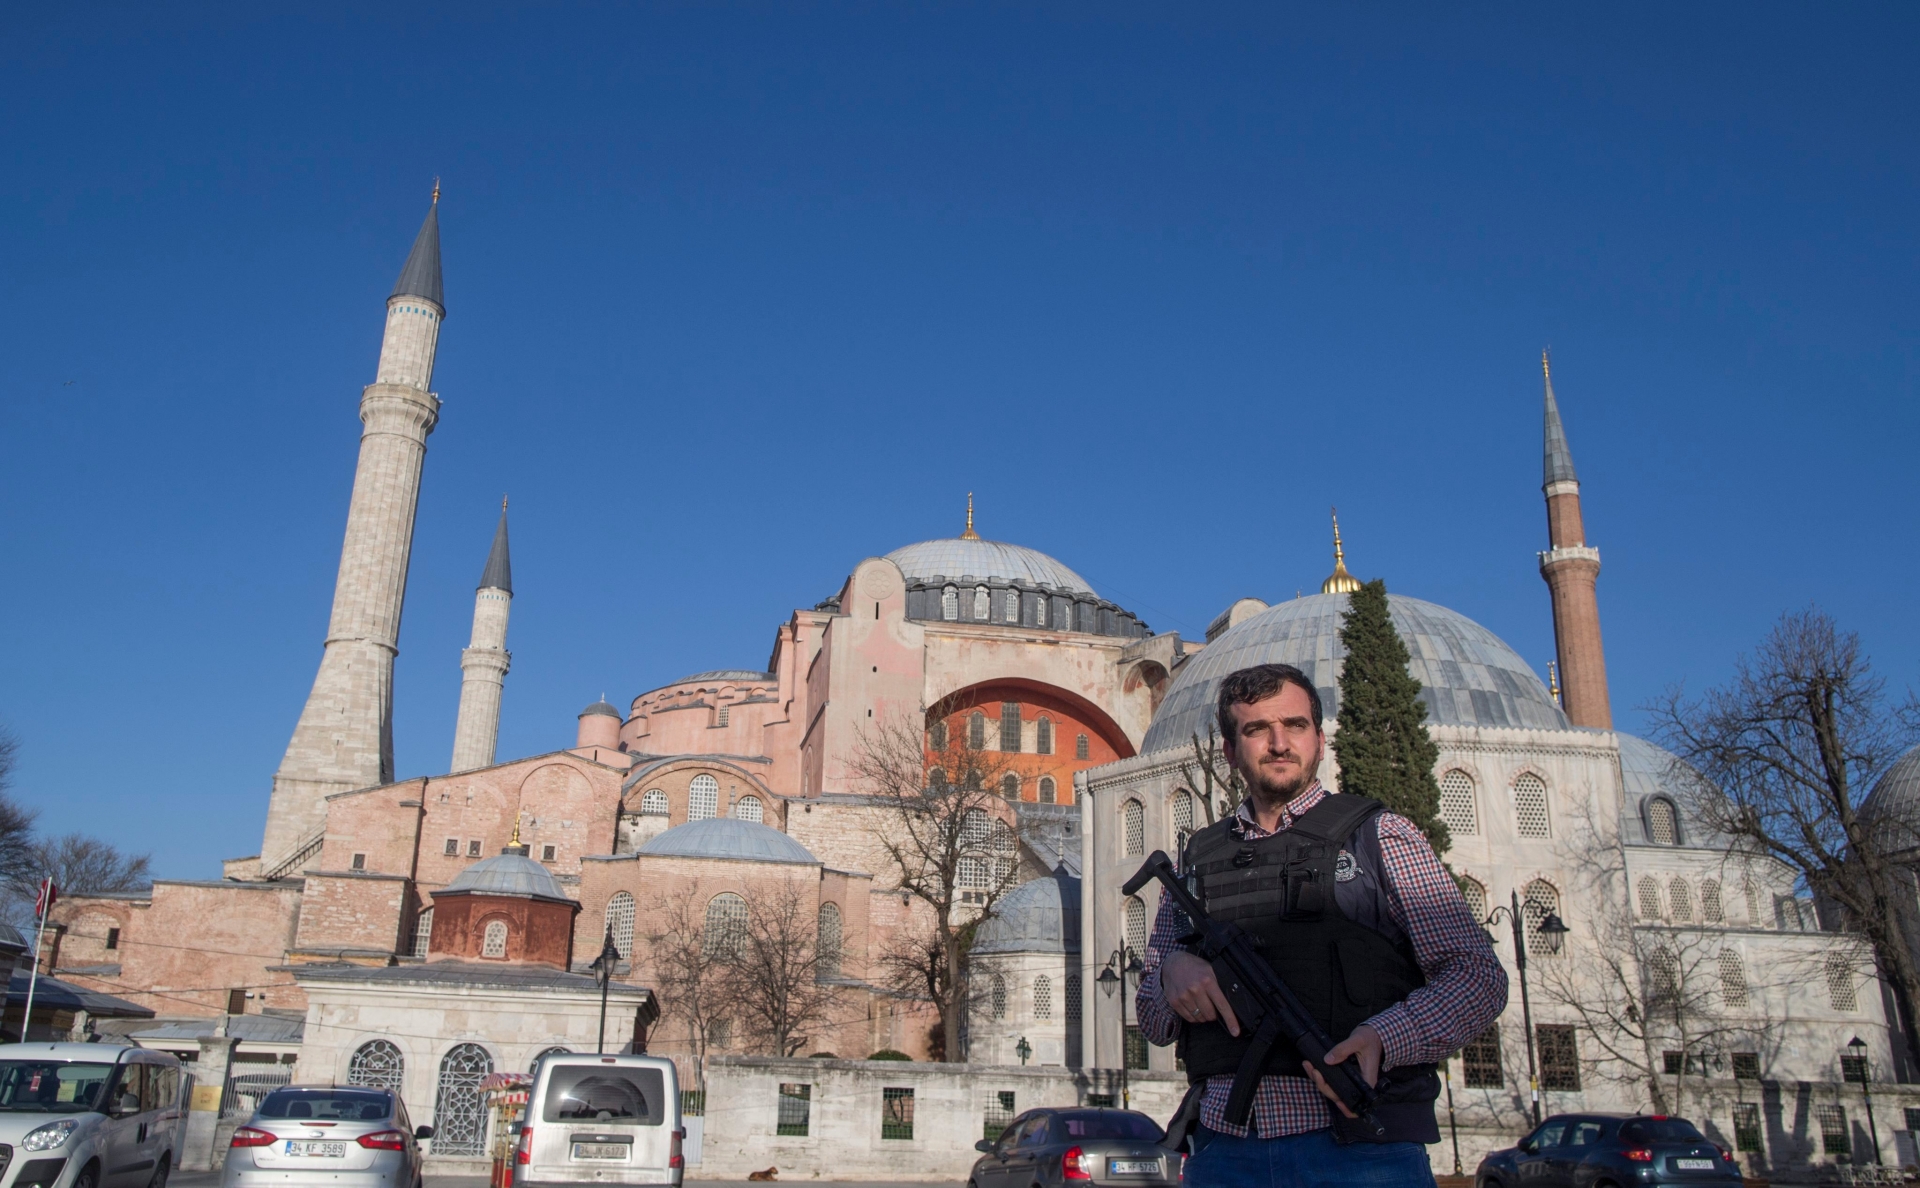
[1621,1118,1706,1144]
[0,1062,116,1113]
[257,1090,393,1121]
[1053,1111,1164,1142]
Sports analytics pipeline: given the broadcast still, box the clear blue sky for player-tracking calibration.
[3,5,1915,876]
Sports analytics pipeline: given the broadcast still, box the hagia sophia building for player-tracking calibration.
[40,197,1889,1165]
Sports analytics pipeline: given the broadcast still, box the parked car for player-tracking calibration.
[0,1042,187,1188]
[1475,1113,1742,1188]
[968,1107,1179,1188]
[512,1053,682,1187]
[223,1086,431,1188]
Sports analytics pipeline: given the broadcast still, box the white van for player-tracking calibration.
[512,1055,681,1187]
[0,1043,187,1188]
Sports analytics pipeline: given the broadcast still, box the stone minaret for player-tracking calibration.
[261,194,445,872]
[1536,352,1612,729]
[450,500,513,773]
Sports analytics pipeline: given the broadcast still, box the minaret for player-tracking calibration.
[1536,352,1612,729]
[261,191,445,872]
[451,500,513,773]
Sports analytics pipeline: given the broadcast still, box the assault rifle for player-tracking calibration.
[1123,849,1388,1143]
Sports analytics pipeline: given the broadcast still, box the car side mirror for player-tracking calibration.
[975,1139,994,1153]
[1522,1140,1538,1154]
[116,1093,141,1117]
[415,1125,435,1140]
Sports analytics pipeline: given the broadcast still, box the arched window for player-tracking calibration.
[959,809,990,889]
[1513,773,1551,838]
[734,796,763,823]
[1744,880,1764,925]
[1172,791,1195,854]
[1036,716,1053,755]
[412,906,434,958]
[1522,880,1560,956]
[1827,956,1859,1011]
[991,974,1007,1019]
[1637,877,1662,919]
[1033,975,1052,1020]
[1125,895,1148,955]
[969,713,987,751]
[1000,702,1022,752]
[1719,951,1749,1008]
[1123,799,1145,857]
[1004,590,1020,623]
[640,789,669,817]
[1064,973,1082,1022]
[1700,880,1723,923]
[1076,734,1090,761]
[929,767,948,790]
[942,586,959,621]
[930,720,949,751]
[1647,798,1679,845]
[1001,774,1020,800]
[1039,776,1056,804]
[1439,770,1479,836]
[1669,877,1694,924]
[482,920,509,958]
[974,586,990,620]
[347,1040,404,1091]
[529,1046,570,1073]
[1035,598,1047,628]
[688,774,720,821]
[818,903,842,977]
[606,891,637,959]
[1648,948,1680,998]
[1457,877,1487,924]
[991,819,1015,884]
[432,1043,494,1156]
[704,893,748,959]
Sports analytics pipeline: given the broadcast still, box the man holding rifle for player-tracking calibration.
[1138,663,1507,1185]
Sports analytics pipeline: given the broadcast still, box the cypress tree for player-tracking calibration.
[1333,579,1449,854]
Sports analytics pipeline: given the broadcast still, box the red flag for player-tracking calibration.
[33,879,55,920]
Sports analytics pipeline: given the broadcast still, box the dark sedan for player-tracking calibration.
[969,1108,1180,1188]
[1477,1113,1742,1188]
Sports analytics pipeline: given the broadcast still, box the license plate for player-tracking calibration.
[285,1142,346,1158]
[572,1143,629,1161]
[1110,1159,1159,1174]
[1675,1158,1715,1170]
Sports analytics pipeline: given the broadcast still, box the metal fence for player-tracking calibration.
[221,1069,292,1119]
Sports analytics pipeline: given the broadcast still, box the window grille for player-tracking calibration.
[716,705,730,728]
[704,893,748,958]
[641,789,669,816]
[1123,799,1145,857]
[974,587,990,621]
[1670,877,1693,924]
[1536,1025,1581,1091]
[1458,878,1487,924]
[681,1090,706,1117]
[1173,791,1195,853]
[1906,1107,1920,1132]
[347,1040,404,1092]
[1001,774,1019,800]
[444,838,459,856]
[413,907,434,957]
[983,1090,1016,1141]
[1842,1053,1869,1084]
[1816,1104,1849,1156]
[1064,974,1082,1022]
[881,1087,915,1140]
[468,840,483,857]
[709,1019,731,1048]
[1744,880,1763,925]
[1522,880,1561,956]
[1827,956,1859,1011]
[992,820,1014,884]
[351,853,366,870]
[1036,717,1053,755]
[1086,1094,1116,1108]
[1701,880,1723,922]
[688,774,720,821]
[1033,975,1052,1020]
[606,892,637,958]
[1125,896,1148,956]
[777,1083,811,1136]
[1462,1026,1503,1088]
[970,713,987,751]
[1001,702,1022,752]
[1719,951,1749,1007]
[1636,876,1662,919]
[990,974,1007,1019]
[1513,774,1551,838]
[1124,1026,1147,1071]
[734,795,763,823]
[1004,591,1020,623]
[1039,776,1056,804]
[431,1043,494,1156]
[1663,1051,1685,1075]
[1076,734,1090,761]
[1648,949,1680,998]
[942,586,958,621]
[482,921,508,958]
[1035,597,1047,627]
[1732,1051,1761,1080]
[1648,798,1678,845]
[930,720,948,750]
[1732,1103,1762,1153]
[817,903,842,976]
[1439,770,1479,836]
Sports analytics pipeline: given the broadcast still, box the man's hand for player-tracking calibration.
[1158,951,1240,1036]
[1301,1024,1382,1117]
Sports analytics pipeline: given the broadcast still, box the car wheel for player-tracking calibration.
[73,1163,100,1188]
[147,1154,171,1188]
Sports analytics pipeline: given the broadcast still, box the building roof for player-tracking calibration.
[131,1014,305,1044]
[884,538,1096,596]
[7,971,153,1019]
[1142,592,1569,754]
[479,503,512,593]
[291,960,651,996]
[638,817,817,865]
[1862,744,1920,851]
[438,850,574,903]
[668,670,775,686]
[972,866,1081,955]
[1616,732,1727,847]
[580,700,623,720]
[1543,355,1578,487]
[390,200,443,309]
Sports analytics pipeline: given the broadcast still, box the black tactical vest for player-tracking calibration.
[1177,794,1441,1143]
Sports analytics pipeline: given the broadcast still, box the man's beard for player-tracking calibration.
[1243,742,1320,804]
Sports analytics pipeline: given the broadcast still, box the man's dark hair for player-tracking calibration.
[1216,663,1324,741]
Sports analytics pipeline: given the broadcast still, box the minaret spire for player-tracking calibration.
[452,499,515,773]
[1321,507,1362,594]
[1535,353,1612,728]
[960,492,980,540]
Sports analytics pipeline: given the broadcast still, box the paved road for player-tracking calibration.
[176,1171,963,1188]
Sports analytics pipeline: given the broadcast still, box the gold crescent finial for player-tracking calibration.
[509,810,522,847]
[1542,348,1551,382]
[1548,661,1561,707]
[961,492,980,540]
[1321,506,1363,594]
[432,177,441,205]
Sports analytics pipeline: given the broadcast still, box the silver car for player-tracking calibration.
[222,1086,431,1188]
[969,1108,1181,1188]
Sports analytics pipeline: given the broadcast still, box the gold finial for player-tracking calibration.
[432,177,441,205]
[502,494,509,512]
[960,492,981,540]
[1542,347,1551,381]
[510,811,523,847]
[1548,661,1561,707]
[1320,507,1363,594]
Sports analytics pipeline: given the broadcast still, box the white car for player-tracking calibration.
[0,1043,186,1188]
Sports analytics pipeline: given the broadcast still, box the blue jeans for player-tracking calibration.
[1183,1126,1435,1188]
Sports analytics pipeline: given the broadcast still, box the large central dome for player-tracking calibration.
[1142,592,1569,753]
[885,538,1096,596]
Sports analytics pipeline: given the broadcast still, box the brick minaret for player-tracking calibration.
[1536,352,1611,729]
[262,193,445,871]
[450,500,513,773]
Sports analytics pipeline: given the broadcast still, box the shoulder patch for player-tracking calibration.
[1334,849,1359,882]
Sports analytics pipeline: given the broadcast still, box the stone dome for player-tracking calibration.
[670,670,775,686]
[1862,746,1920,849]
[443,850,572,903]
[885,538,1096,596]
[1142,592,1569,754]
[972,867,1081,955]
[638,817,818,865]
[580,700,623,719]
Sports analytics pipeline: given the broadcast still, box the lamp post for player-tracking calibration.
[1098,946,1144,1109]
[1848,1036,1882,1166]
[1443,1056,1463,1176]
[588,926,621,1054]
[1016,1036,1032,1066]
[1485,890,1569,1126]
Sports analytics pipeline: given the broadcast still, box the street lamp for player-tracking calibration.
[1099,946,1144,1109]
[1485,890,1571,1126]
[588,926,621,1054]
[1016,1036,1032,1066]
[1848,1036,1881,1166]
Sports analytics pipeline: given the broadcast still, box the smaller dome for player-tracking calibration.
[441,851,571,903]
[1864,745,1920,837]
[639,818,817,865]
[580,700,622,720]
[973,867,1081,955]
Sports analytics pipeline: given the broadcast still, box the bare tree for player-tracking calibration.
[643,887,733,1099]
[1176,727,1245,827]
[32,835,150,898]
[1648,609,1920,1066]
[0,727,41,899]
[848,706,1021,1062]
[723,881,843,1057]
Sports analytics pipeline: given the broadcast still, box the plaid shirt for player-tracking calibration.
[1135,781,1507,1139]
